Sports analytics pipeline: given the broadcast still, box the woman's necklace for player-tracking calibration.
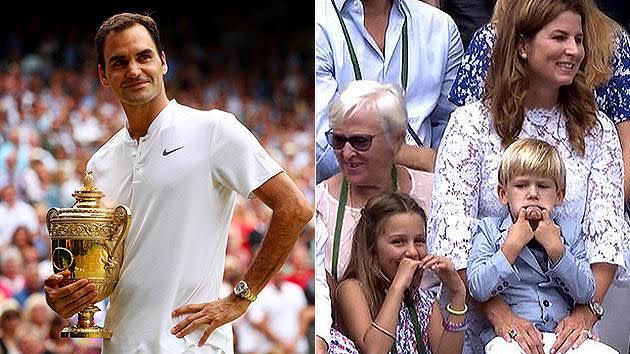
[347,185,361,219]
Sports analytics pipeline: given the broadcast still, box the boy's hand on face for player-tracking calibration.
[533,210,564,262]
[508,208,535,248]
[524,206,542,221]
[502,209,534,264]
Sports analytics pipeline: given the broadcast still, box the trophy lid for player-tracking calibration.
[71,171,105,208]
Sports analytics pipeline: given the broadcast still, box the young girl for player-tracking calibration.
[330,192,467,354]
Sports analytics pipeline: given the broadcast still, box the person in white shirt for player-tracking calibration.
[248,267,310,354]
[42,12,313,354]
[315,0,464,183]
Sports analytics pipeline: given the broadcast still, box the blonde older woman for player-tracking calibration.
[315,80,435,350]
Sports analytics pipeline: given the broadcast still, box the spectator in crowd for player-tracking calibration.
[332,192,466,354]
[468,138,615,353]
[315,0,463,183]
[316,80,433,282]
[448,0,630,207]
[16,331,51,354]
[0,306,22,354]
[19,293,54,341]
[249,265,311,354]
[0,247,25,297]
[441,0,496,49]
[44,316,79,354]
[13,262,43,307]
[429,0,628,353]
[0,185,38,245]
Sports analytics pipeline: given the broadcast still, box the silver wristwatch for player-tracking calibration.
[234,280,257,302]
[588,300,604,321]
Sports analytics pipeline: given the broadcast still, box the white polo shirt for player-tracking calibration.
[87,99,283,354]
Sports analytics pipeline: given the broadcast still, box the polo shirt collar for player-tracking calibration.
[334,0,403,13]
[123,99,178,142]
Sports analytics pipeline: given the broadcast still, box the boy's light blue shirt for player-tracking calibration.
[467,214,595,341]
[315,0,463,183]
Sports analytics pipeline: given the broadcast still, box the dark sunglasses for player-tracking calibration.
[325,130,385,152]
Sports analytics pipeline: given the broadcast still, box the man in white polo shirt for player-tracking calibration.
[43,12,313,354]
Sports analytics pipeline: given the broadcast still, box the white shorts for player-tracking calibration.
[182,342,231,354]
[485,332,618,354]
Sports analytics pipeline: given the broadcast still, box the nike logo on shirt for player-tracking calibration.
[162,146,184,156]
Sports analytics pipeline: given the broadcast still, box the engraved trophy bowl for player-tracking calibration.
[46,171,131,338]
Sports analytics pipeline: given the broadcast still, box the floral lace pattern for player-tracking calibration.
[428,101,628,353]
[448,23,630,125]
[328,288,435,354]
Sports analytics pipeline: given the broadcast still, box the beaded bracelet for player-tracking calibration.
[446,302,468,316]
[371,321,396,340]
[442,315,468,332]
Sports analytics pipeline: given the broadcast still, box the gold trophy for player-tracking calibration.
[46,171,131,338]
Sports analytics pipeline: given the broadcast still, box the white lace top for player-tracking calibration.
[428,101,627,276]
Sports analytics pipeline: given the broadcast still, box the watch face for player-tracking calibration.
[590,301,604,319]
[593,302,603,315]
[235,281,246,294]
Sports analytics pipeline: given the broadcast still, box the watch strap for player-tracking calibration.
[235,281,257,302]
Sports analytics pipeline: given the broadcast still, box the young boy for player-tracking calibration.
[467,138,618,354]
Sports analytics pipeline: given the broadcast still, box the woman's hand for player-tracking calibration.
[493,312,544,354]
[551,304,597,354]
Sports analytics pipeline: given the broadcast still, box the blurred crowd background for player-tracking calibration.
[0,4,314,354]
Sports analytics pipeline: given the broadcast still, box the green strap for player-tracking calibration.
[330,0,423,148]
[331,178,348,281]
[401,11,408,89]
[331,166,398,281]
[405,297,427,354]
[330,0,407,88]
[331,0,362,80]
[391,164,398,192]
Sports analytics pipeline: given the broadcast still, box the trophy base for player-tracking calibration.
[60,304,111,338]
[61,325,111,338]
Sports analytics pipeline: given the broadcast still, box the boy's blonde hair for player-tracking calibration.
[498,138,566,192]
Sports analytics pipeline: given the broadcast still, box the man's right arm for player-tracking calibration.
[44,270,99,318]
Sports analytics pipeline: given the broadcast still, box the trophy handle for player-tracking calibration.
[109,205,131,256]
[52,247,74,271]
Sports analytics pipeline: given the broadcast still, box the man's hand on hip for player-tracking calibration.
[171,293,250,347]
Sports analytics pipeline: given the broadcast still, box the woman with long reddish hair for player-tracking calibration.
[429,0,627,353]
